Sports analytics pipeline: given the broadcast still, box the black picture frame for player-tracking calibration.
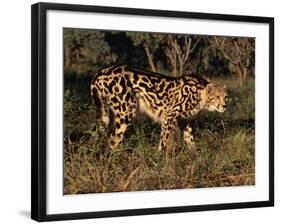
[31,2,274,222]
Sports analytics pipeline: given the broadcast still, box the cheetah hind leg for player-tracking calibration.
[183,124,196,148]
[108,94,137,150]
[95,99,111,133]
[91,87,110,132]
[108,121,129,150]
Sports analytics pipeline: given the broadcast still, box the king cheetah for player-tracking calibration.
[90,65,228,150]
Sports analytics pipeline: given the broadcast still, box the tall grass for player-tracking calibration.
[63,74,255,194]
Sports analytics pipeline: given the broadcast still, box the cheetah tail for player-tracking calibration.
[90,86,102,121]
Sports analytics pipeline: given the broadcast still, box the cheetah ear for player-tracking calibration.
[202,76,210,82]
[206,83,215,94]
[223,85,227,89]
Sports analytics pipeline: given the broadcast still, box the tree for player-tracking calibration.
[63,28,116,72]
[210,36,255,86]
[164,34,201,76]
[126,32,164,72]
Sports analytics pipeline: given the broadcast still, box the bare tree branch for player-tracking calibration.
[211,36,254,86]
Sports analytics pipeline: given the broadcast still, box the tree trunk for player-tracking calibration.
[75,49,80,63]
[174,59,177,76]
[165,49,177,76]
[242,67,248,83]
[144,45,157,72]
[179,62,183,76]
[172,52,177,76]
[236,67,244,87]
[64,47,72,69]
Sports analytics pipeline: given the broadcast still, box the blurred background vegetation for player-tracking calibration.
[64,28,255,85]
[63,28,255,194]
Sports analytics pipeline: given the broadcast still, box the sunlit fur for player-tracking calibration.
[202,84,228,113]
[91,65,228,150]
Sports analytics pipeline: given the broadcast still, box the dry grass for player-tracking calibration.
[63,76,255,195]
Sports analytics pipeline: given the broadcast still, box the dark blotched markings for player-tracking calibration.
[90,64,210,150]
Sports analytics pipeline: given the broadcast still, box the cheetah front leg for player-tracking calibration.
[183,124,195,147]
[158,116,177,151]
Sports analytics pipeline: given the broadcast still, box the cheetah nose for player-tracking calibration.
[222,104,226,108]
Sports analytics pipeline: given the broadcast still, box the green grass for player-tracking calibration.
[63,74,255,194]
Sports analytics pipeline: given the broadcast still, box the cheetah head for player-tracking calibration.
[203,83,228,113]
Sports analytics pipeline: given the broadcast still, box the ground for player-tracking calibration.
[63,74,255,194]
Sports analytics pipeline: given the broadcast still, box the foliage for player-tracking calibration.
[126,32,164,72]
[164,34,201,76]
[64,28,115,74]
[209,37,255,86]
[63,28,255,86]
